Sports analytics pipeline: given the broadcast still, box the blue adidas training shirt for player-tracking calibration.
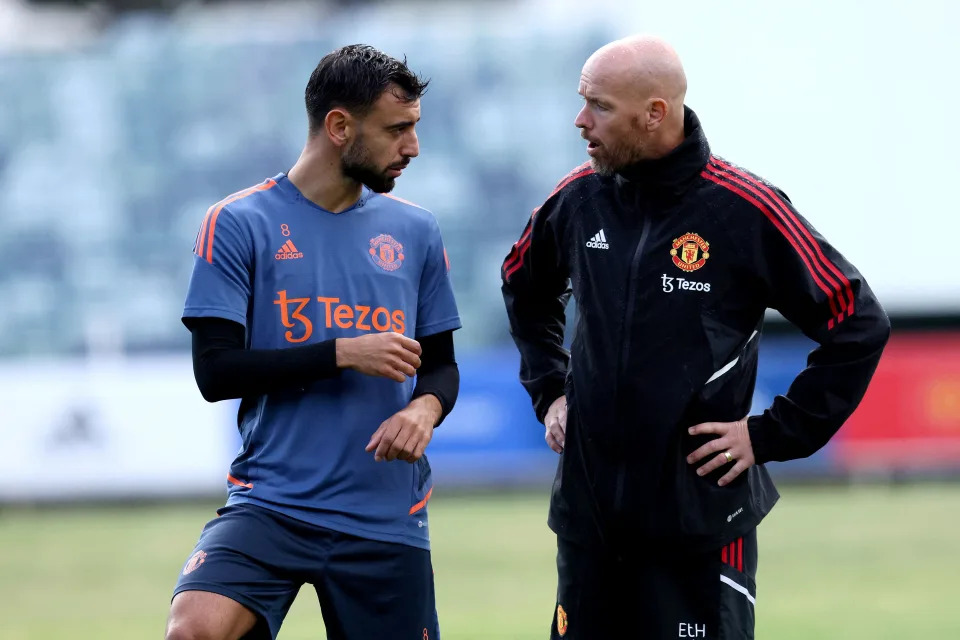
[183,173,461,550]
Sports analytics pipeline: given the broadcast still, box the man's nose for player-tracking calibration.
[402,131,420,158]
[574,104,590,129]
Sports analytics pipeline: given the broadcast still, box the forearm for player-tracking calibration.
[412,362,459,426]
[188,317,340,402]
[410,330,459,426]
[407,393,443,426]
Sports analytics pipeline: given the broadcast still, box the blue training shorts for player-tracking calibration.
[173,503,440,640]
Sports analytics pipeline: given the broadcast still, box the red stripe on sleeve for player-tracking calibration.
[706,161,845,319]
[702,168,844,325]
[711,158,854,317]
[204,179,278,264]
[204,206,225,263]
[504,235,533,281]
[195,207,212,257]
[503,220,534,275]
[502,165,594,283]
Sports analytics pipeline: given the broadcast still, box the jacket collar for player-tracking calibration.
[615,106,711,195]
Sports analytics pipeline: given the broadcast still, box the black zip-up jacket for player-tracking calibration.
[501,107,890,550]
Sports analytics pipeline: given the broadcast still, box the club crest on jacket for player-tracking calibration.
[670,232,710,271]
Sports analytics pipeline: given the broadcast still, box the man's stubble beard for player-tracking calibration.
[590,138,646,176]
[342,134,396,193]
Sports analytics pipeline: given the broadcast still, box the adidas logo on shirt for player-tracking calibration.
[275,239,304,260]
[585,229,609,250]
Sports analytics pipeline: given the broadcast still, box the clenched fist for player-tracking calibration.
[336,332,422,382]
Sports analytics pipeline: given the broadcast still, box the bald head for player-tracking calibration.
[585,35,687,108]
[575,35,688,170]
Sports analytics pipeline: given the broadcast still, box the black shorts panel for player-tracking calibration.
[311,533,439,640]
[551,529,757,640]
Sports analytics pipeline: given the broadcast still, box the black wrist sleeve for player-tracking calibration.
[411,330,460,426]
[185,316,339,402]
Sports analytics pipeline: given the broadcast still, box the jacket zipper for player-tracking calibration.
[613,214,652,512]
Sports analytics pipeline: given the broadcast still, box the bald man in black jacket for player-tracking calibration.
[501,35,889,640]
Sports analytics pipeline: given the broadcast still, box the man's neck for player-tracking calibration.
[287,145,363,213]
[645,121,686,161]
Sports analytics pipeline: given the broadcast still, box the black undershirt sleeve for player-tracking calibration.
[185,316,339,402]
[185,317,459,425]
[412,330,460,426]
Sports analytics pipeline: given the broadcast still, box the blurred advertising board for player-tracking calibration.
[427,348,558,487]
[832,333,960,473]
[1,330,956,502]
[739,330,960,478]
[0,357,233,502]
[432,333,960,484]
[438,339,841,485]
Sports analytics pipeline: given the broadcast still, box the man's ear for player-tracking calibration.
[646,98,668,130]
[324,108,353,147]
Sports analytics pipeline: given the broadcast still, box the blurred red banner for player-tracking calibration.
[834,332,960,470]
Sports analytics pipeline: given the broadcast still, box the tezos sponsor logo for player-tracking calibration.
[661,274,711,293]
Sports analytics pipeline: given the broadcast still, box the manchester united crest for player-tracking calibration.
[369,234,404,272]
[183,550,207,576]
[556,604,568,636]
[670,232,710,272]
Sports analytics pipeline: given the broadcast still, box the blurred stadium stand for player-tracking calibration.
[1,0,958,501]
[0,0,605,356]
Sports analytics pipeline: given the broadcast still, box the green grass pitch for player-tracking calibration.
[1,484,958,639]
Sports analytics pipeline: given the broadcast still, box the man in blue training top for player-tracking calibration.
[165,44,461,640]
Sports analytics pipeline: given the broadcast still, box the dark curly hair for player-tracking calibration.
[305,44,429,134]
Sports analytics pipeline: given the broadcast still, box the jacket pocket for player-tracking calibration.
[697,329,759,408]
[706,329,757,380]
